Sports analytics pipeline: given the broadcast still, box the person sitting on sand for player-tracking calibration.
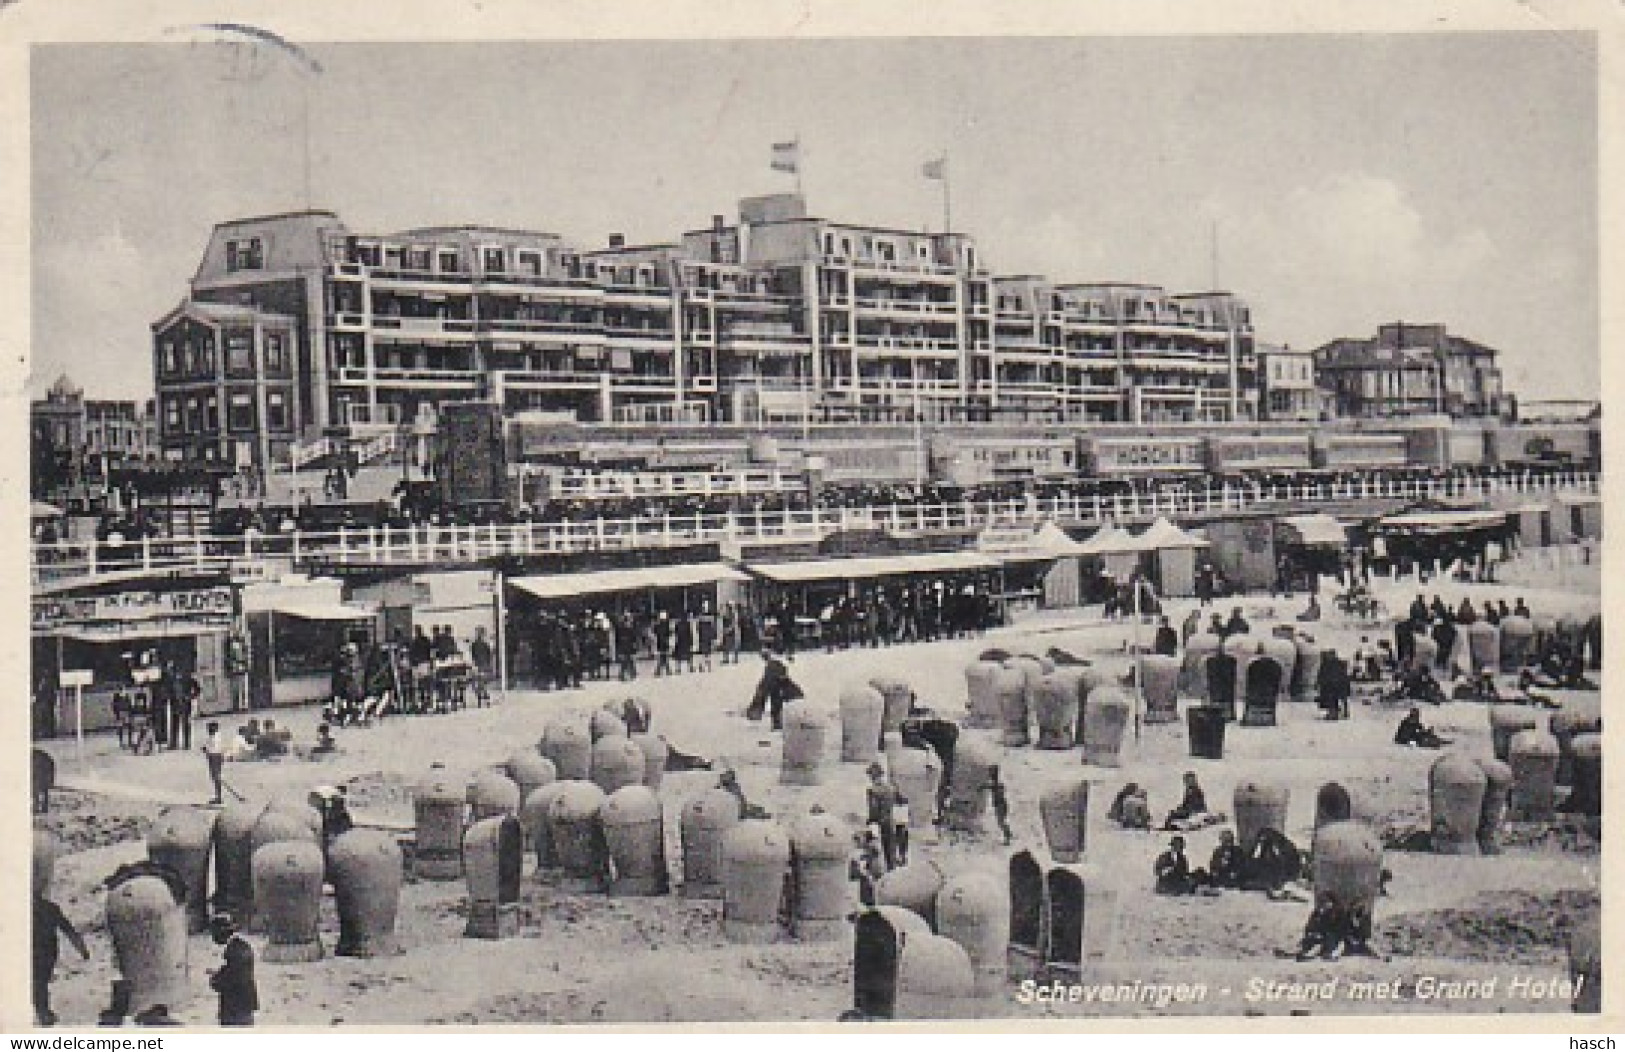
[1154,836,1197,895]
[312,724,338,756]
[718,768,769,820]
[1162,771,1210,830]
[1513,598,1532,619]
[849,827,888,903]
[1296,595,1322,623]
[1294,893,1348,961]
[1455,597,1477,625]
[1245,827,1305,898]
[1223,608,1250,639]
[1389,662,1446,707]
[1351,638,1379,683]
[1208,829,1246,889]
[1108,783,1151,830]
[1343,901,1377,957]
[1394,707,1450,749]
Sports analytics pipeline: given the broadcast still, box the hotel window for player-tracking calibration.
[438,250,461,273]
[265,333,287,371]
[183,344,197,373]
[483,248,506,273]
[184,397,200,433]
[383,246,403,268]
[162,340,178,374]
[519,251,542,276]
[823,233,836,255]
[226,332,254,373]
[406,248,432,272]
[228,393,255,431]
[163,401,180,433]
[205,396,220,431]
[225,238,263,273]
[357,243,382,267]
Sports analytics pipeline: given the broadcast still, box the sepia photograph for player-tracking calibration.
[16,12,1608,1030]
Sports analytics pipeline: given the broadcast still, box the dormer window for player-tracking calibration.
[225,238,264,273]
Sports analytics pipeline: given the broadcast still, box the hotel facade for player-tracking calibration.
[152,194,1260,472]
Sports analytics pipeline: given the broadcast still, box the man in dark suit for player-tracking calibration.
[208,914,258,1026]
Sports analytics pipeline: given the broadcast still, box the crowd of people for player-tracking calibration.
[508,581,1004,691]
[32,459,1585,547]
[1352,592,1602,712]
[322,624,495,726]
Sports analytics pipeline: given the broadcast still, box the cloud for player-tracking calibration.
[1202,172,1499,349]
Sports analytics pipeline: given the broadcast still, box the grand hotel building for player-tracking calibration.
[152,193,1257,472]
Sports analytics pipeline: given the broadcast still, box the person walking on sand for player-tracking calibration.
[203,721,227,805]
[34,890,89,1026]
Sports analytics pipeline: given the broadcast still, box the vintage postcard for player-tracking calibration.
[3,0,1615,1033]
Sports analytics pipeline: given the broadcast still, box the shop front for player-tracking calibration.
[350,569,500,658]
[1371,508,1517,579]
[240,577,379,709]
[743,550,1004,640]
[977,521,1085,610]
[1274,513,1350,589]
[31,570,234,737]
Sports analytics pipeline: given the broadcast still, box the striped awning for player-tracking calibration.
[745,551,999,583]
[510,562,748,600]
[1278,513,1348,547]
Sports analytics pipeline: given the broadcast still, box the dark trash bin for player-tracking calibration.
[1187,706,1226,760]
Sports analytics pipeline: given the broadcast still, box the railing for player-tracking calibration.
[30,472,1598,586]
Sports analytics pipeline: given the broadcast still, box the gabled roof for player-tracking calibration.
[151,300,296,332]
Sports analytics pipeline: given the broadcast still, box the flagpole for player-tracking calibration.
[941,156,952,234]
[794,135,804,198]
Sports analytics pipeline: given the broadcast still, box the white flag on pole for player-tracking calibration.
[771,140,800,174]
[921,157,947,180]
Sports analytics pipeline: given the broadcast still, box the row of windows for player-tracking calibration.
[159,331,288,376]
[349,241,589,281]
[161,391,290,435]
[820,231,977,271]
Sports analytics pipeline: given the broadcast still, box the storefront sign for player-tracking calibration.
[33,586,234,632]
[1088,438,1204,473]
[1208,437,1312,471]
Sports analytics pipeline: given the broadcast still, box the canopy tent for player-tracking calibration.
[1077,524,1141,556]
[1031,522,1089,557]
[1278,513,1349,548]
[978,521,1088,563]
[1377,509,1507,536]
[262,600,379,622]
[54,621,231,643]
[31,501,64,519]
[510,562,748,600]
[1133,516,1209,550]
[745,551,999,584]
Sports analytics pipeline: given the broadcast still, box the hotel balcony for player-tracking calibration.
[853,335,962,356]
[602,328,677,348]
[494,368,613,388]
[337,366,481,387]
[598,285,676,305]
[370,316,477,339]
[481,318,607,340]
[852,297,960,318]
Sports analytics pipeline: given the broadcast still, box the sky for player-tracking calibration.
[30,34,1598,403]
